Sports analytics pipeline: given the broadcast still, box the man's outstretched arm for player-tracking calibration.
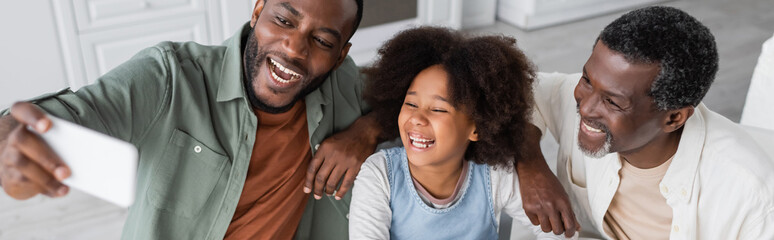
[304,111,382,200]
[516,124,579,238]
[0,102,71,199]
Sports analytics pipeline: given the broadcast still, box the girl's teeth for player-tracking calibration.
[409,136,433,143]
[411,141,431,149]
[409,135,434,149]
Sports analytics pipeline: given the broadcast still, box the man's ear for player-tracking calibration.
[250,0,266,28]
[663,106,694,133]
[333,42,352,69]
[469,128,479,142]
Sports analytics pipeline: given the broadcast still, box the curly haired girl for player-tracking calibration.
[348,26,574,239]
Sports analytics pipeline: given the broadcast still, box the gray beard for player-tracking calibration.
[578,133,612,158]
[574,110,613,158]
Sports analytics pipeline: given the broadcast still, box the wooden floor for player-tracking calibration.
[2,0,772,239]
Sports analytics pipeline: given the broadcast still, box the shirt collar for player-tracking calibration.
[304,77,331,106]
[660,103,707,204]
[216,23,251,102]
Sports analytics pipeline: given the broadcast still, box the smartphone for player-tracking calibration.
[36,115,138,208]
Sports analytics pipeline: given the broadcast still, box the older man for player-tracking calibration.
[528,6,774,239]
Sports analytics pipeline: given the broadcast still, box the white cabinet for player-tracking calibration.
[463,0,497,29]
[417,0,463,29]
[52,0,252,89]
[71,0,206,31]
[497,0,668,30]
[79,15,209,82]
[350,0,463,65]
[350,0,497,65]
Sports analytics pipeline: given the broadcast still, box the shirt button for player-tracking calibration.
[661,185,669,194]
[194,145,202,153]
[673,225,680,232]
[314,144,320,151]
[346,213,349,219]
[681,188,688,197]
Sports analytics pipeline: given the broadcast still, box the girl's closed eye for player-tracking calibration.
[404,102,418,108]
[432,108,448,113]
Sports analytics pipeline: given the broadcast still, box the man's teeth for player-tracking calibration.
[409,135,434,149]
[271,71,292,84]
[583,122,604,133]
[269,58,302,82]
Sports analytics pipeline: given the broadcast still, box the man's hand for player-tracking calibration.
[304,113,381,200]
[518,160,579,237]
[517,125,579,238]
[0,102,71,200]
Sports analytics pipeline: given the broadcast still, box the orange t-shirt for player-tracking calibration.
[224,100,311,239]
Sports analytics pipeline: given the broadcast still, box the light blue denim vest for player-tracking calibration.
[384,147,498,239]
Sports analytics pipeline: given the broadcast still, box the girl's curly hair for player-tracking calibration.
[363,26,536,169]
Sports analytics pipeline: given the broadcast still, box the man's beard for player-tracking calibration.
[575,109,613,158]
[578,131,612,158]
[242,27,332,114]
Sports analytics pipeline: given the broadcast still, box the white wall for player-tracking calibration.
[0,1,69,110]
[0,0,255,112]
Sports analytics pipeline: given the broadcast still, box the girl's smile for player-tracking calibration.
[398,65,478,168]
[408,132,435,151]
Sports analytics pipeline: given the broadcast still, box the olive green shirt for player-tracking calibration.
[2,23,366,239]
